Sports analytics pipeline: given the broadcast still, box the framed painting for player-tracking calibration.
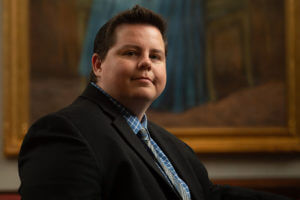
[2,0,300,157]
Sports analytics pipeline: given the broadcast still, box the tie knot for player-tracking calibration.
[137,128,149,141]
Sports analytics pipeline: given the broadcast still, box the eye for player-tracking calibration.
[150,54,161,60]
[123,51,137,56]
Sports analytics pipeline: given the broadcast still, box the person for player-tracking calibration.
[18,5,293,200]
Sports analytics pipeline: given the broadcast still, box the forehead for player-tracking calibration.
[112,24,165,50]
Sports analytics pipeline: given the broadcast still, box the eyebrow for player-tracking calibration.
[120,44,165,55]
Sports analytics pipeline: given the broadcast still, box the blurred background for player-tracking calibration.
[1,0,300,199]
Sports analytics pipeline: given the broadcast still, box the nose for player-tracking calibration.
[138,54,151,70]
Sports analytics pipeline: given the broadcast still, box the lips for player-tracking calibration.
[132,76,152,81]
[132,76,153,84]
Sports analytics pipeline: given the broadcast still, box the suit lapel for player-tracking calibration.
[81,85,178,195]
[112,116,178,190]
[148,124,205,200]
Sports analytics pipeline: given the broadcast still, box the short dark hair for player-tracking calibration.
[89,5,167,83]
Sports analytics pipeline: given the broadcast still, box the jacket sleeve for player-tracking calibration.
[18,114,102,200]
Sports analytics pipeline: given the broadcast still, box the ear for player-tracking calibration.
[92,53,102,78]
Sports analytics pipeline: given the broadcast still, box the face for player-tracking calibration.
[93,24,167,110]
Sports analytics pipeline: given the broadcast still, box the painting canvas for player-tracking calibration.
[29,0,287,128]
[3,0,300,156]
[149,0,287,127]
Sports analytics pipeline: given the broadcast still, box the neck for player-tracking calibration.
[92,82,151,121]
[120,99,151,121]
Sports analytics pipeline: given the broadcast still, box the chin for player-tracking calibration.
[131,91,157,102]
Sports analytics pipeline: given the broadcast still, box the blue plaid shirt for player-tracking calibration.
[91,82,191,199]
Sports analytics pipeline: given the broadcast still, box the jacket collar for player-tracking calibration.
[80,84,182,198]
[80,83,121,119]
[80,84,206,199]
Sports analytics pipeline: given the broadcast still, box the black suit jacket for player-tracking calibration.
[18,84,293,200]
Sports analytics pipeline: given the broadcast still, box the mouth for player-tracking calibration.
[132,76,153,83]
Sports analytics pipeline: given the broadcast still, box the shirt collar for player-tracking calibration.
[91,82,148,134]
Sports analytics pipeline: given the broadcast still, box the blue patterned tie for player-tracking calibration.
[138,128,191,200]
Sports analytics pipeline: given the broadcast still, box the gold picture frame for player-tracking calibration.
[2,0,300,157]
[2,0,30,157]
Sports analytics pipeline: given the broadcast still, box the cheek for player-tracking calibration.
[114,60,133,76]
[156,67,167,89]
[161,76,167,91]
[104,61,129,79]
